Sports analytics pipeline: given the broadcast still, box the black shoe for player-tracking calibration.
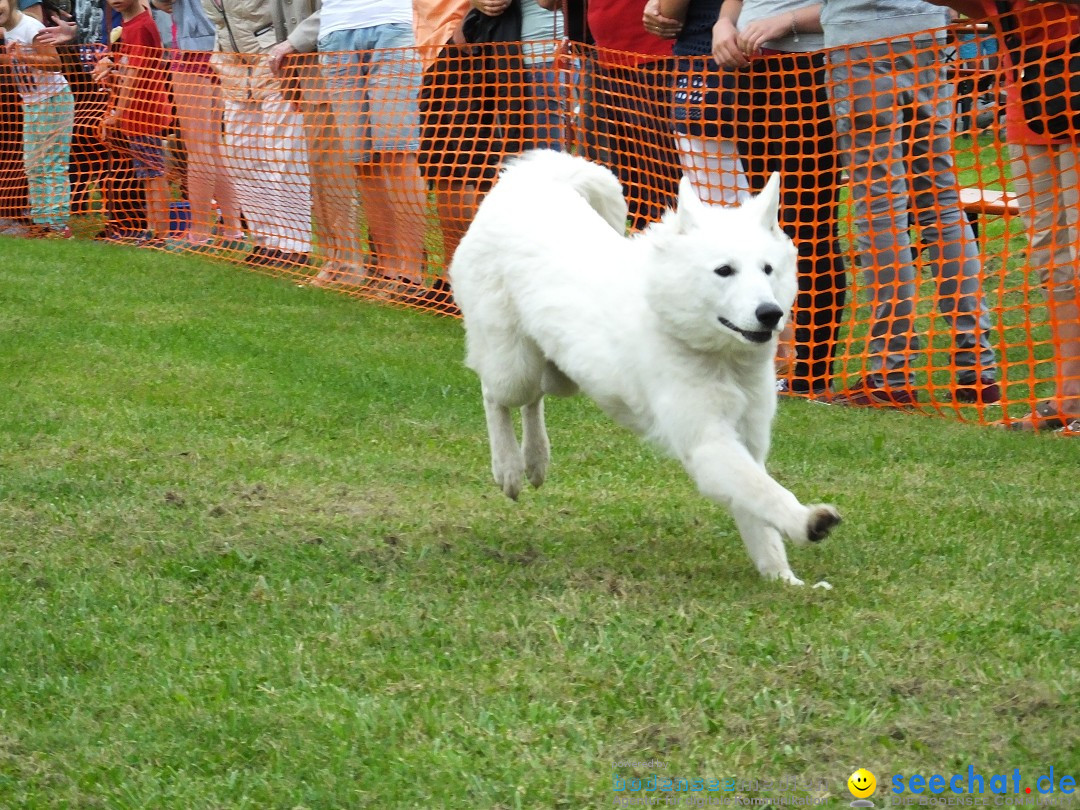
[246,247,309,270]
[398,277,459,315]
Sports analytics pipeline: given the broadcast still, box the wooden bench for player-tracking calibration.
[959,186,1020,238]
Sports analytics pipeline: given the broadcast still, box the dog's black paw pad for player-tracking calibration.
[807,507,841,543]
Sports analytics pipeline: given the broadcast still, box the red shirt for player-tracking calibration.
[117,9,172,136]
[587,0,673,67]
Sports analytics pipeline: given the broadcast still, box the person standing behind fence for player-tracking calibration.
[818,0,1001,408]
[646,0,848,397]
[936,0,1079,430]
[317,0,432,299]
[150,0,245,252]
[416,0,563,288]
[265,0,369,286]
[93,0,172,242]
[203,0,313,269]
[588,0,681,231]
[654,0,750,206]
[0,0,73,237]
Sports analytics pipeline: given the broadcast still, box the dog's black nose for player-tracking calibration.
[755,303,784,330]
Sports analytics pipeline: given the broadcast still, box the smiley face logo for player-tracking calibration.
[848,769,876,799]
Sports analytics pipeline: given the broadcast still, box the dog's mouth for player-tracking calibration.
[718,317,774,344]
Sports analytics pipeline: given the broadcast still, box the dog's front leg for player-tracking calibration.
[730,507,804,585]
[683,435,841,547]
[482,384,526,500]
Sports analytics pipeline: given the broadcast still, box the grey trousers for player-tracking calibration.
[828,40,997,386]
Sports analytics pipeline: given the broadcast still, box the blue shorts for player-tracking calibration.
[127,134,165,179]
[318,23,422,161]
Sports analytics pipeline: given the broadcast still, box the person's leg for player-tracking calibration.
[203,77,244,241]
[22,101,48,227]
[305,97,361,272]
[174,69,228,243]
[828,43,920,390]
[784,52,847,395]
[145,173,171,237]
[38,86,74,231]
[364,23,429,284]
[222,96,270,247]
[433,177,482,265]
[601,62,679,230]
[522,62,562,151]
[1008,142,1080,424]
[908,48,997,390]
[256,92,313,256]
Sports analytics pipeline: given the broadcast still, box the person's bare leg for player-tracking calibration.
[355,157,399,281]
[174,73,218,243]
[378,150,427,284]
[434,178,481,265]
[146,174,171,239]
[1051,298,1080,414]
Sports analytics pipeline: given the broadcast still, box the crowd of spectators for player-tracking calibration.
[0,0,1077,426]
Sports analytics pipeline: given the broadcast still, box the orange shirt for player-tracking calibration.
[413,0,471,67]
[982,0,1080,144]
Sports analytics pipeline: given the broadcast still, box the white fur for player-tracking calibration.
[449,150,841,586]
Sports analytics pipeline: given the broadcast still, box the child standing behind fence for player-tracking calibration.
[92,0,172,242]
[0,0,73,237]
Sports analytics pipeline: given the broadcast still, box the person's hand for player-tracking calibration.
[150,0,174,12]
[736,14,792,56]
[91,53,113,85]
[471,0,510,17]
[96,108,120,145]
[267,38,296,75]
[37,17,77,45]
[711,16,750,67]
[642,0,683,38]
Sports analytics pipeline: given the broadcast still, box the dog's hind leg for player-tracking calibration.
[521,396,550,489]
[731,507,803,586]
[482,384,526,500]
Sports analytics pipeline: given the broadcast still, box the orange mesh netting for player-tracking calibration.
[1,10,1078,433]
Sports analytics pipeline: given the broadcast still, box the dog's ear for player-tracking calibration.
[743,171,782,230]
[675,176,706,233]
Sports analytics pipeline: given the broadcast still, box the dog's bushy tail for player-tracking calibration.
[507,150,629,234]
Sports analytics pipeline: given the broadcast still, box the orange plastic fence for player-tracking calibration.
[1,11,1079,434]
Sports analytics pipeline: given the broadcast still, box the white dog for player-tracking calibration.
[449,151,840,586]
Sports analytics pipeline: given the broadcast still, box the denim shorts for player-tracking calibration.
[318,23,422,161]
[128,134,165,179]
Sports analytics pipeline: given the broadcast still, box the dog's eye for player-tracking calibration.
[714,265,734,278]
[762,264,773,276]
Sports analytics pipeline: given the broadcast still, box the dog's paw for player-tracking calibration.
[523,440,549,489]
[767,569,805,586]
[525,458,547,489]
[805,504,841,543]
[492,461,525,501]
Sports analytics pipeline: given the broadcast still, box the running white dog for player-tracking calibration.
[449,151,840,586]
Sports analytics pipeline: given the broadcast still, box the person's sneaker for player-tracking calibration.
[46,225,73,239]
[831,377,918,409]
[953,374,1001,405]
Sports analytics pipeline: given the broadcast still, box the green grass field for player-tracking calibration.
[1,237,1077,808]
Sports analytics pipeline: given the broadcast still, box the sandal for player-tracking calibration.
[999,399,1079,432]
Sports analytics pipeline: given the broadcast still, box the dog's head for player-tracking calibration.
[646,173,798,353]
